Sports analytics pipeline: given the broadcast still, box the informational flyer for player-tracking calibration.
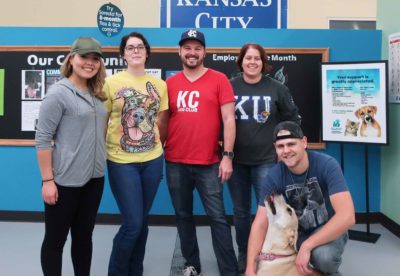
[21,101,41,131]
[321,62,388,144]
[111,68,161,78]
[389,32,400,103]
[145,68,162,78]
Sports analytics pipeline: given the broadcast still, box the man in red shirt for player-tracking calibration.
[164,29,238,276]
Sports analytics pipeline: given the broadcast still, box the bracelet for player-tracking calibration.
[42,178,54,183]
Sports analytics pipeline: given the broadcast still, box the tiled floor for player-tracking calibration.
[0,222,399,275]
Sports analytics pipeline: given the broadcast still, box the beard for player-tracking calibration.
[180,54,204,69]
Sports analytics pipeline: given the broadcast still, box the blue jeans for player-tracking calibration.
[166,162,238,276]
[107,155,163,276]
[227,162,273,256]
[298,228,348,276]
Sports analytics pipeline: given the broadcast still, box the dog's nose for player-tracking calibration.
[133,114,144,123]
[365,116,372,122]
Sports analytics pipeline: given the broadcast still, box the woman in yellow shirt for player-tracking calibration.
[104,32,168,275]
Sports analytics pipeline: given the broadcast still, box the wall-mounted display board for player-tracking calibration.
[0,47,328,148]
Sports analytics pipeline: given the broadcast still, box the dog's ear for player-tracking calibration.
[370,105,377,114]
[145,81,160,101]
[293,229,298,251]
[354,109,360,118]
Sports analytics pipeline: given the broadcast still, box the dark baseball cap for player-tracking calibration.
[179,29,206,47]
[273,121,304,142]
[70,37,103,57]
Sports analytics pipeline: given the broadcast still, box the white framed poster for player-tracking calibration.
[321,61,388,144]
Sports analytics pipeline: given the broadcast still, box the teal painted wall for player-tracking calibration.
[0,27,382,215]
[378,0,400,224]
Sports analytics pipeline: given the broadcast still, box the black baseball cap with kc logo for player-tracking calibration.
[179,29,206,47]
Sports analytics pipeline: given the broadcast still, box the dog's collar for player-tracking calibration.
[258,252,295,261]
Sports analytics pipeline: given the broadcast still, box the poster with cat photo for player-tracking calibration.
[321,61,388,144]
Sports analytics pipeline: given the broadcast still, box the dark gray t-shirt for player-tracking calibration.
[231,75,300,165]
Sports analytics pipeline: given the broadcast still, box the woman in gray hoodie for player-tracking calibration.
[35,37,107,276]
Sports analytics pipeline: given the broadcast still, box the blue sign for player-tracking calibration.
[161,0,287,29]
[97,3,124,37]
[165,70,179,78]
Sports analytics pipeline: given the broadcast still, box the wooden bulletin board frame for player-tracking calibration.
[0,46,328,148]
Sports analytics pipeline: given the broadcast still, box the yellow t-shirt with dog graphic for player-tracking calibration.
[104,71,168,163]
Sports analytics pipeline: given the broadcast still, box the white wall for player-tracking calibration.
[288,0,376,29]
[0,0,160,27]
[378,0,400,224]
[1,0,376,29]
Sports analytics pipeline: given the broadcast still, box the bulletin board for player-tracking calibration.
[0,46,328,148]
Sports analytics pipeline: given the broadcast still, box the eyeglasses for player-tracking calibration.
[125,45,146,53]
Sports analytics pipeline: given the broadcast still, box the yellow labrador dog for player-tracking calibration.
[257,194,322,276]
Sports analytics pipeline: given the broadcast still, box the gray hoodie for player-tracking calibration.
[35,78,106,187]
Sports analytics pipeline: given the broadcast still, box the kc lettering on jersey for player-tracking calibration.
[177,90,200,112]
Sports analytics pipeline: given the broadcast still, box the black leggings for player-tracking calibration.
[41,177,104,276]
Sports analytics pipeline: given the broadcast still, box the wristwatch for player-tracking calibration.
[222,151,234,159]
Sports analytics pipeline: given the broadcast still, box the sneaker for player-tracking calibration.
[182,266,202,276]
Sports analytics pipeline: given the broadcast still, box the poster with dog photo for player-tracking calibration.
[321,61,388,144]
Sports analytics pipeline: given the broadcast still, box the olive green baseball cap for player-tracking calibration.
[70,37,103,57]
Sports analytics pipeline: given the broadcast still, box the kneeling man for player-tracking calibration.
[246,121,355,276]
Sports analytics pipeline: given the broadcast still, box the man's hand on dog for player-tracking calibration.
[296,245,313,275]
[219,156,233,183]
